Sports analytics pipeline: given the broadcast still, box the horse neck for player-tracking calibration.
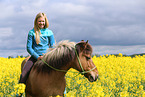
[48,62,73,80]
[68,57,81,71]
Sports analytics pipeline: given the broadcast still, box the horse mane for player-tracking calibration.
[33,40,93,74]
[33,40,76,73]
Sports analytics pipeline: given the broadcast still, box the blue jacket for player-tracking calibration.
[27,28,55,59]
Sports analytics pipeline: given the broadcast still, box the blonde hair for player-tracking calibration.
[34,13,49,44]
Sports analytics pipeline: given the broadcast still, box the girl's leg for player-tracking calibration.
[19,57,36,84]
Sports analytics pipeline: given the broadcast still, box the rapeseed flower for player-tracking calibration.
[0,54,145,96]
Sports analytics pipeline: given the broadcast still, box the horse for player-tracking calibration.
[21,40,99,97]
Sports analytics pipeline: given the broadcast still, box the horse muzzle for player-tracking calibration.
[84,73,99,82]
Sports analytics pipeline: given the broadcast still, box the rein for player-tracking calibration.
[41,48,96,74]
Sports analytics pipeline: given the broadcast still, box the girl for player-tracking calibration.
[19,12,55,84]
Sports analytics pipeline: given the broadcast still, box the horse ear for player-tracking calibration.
[83,40,88,48]
[79,40,89,51]
[86,40,88,44]
[76,40,89,51]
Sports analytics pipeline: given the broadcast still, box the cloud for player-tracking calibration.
[0,3,15,19]
[93,45,145,55]
[0,27,13,37]
[0,0,145,57]
[45,0,145,45]
[49,2,92,16]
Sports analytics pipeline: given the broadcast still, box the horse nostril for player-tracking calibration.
[90,76,95,82]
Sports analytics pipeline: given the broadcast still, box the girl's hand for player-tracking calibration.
[37,56,43,60]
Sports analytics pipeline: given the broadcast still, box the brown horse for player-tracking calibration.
[22,40,99,97]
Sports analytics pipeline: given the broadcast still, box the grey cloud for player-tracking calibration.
[0,0,145,57]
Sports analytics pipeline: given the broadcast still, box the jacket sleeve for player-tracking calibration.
[27,33,39,59]
[48,35,55,48]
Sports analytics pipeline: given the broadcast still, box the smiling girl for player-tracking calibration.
[18,12,55,85]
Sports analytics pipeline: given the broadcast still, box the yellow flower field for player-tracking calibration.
[0,54,145,97]
[0,57,25,97]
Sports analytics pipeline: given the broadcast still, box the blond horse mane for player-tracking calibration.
[43,40,76,62]
[33,40,76,73]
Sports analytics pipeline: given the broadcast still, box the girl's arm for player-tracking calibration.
[27,34,39,59]
[48,35,55,48]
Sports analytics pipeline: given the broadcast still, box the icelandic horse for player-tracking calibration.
[21,40,99,97]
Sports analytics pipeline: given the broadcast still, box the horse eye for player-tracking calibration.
[86,56,91,60]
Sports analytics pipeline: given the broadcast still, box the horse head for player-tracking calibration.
[74,40,99,82]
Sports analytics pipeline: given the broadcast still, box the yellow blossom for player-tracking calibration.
[0,54,145,96]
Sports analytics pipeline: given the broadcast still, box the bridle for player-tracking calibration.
[41,47,96,74]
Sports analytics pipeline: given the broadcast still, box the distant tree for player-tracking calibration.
[92,54,100,57]
[8,56,14,59]
[25,55,30,58]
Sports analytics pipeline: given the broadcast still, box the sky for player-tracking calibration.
[0,0,145,57]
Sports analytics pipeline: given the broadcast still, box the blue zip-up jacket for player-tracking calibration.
[27,28,55,59]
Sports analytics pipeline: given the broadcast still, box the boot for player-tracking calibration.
[16,93,22,97]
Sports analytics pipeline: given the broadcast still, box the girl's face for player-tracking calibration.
[37,17,45,29]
